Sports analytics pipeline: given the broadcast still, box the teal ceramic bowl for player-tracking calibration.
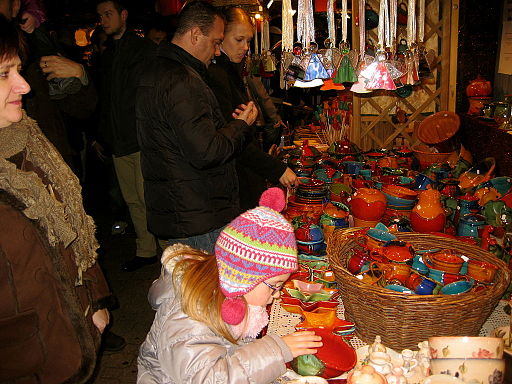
[440,280,474,295]
[384,284,414,294]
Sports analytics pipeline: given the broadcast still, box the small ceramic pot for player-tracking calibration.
[467,259,498,283]
[424,251,464,274]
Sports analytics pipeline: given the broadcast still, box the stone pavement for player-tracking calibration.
[86,226,162,383]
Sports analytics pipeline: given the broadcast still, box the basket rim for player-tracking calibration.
[327,227,511,302]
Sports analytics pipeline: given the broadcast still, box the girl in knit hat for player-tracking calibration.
[138,188,323,383]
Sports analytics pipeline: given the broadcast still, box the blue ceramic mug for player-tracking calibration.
[415,277,438,295]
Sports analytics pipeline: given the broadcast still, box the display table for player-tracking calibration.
[268,297,510,349]
[459,114,512,177]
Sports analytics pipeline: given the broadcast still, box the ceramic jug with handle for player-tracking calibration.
[410,187,446,233]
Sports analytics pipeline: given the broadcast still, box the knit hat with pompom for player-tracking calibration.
[215,187,298,325]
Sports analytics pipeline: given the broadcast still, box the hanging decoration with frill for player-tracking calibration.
[357,0,403,91]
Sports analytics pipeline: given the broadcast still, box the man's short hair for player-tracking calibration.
[96,0,127,13]
[174,1,224,37]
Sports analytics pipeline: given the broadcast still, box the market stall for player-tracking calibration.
[204,0,512,381]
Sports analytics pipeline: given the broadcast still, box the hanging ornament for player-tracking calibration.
[263,51,277,72]
[253,21,259,55]
[351,75,372,93]
[361,50,402,90]
[321,79,345,90]
[327,0,336,44]
[297,0,315,48]
[333,44,358,83]
[389,0,398,48]
[318,39,342,77]
[282,0,294,51]
[304,42,330,81]
[341,0,348,44]
[261,19,270,53]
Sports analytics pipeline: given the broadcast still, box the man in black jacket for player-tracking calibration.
[137,1,258,254]
[96,0,157,271]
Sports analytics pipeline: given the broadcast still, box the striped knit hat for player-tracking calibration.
[215,188,298,325]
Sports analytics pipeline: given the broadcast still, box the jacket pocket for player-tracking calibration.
[0,311,44,381]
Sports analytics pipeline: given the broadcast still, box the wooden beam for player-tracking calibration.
[448,0,459,111]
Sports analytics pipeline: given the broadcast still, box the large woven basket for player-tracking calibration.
[328,228,511,351]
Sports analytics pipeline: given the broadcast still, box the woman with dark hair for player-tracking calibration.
[208,6,297,212]
[0,16,114,383]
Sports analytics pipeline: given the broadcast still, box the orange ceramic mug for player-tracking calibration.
[467,260,498,283]
[379,262,411,285]
[424,251,464,274]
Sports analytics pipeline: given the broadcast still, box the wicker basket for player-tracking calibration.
[328,228,511,351]
[412,145,452,171]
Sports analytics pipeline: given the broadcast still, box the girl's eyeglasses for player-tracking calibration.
[262,281,284,296]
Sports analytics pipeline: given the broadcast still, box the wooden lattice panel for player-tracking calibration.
[351,0,459,151]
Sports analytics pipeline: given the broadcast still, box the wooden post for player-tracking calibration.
[448,0,460,111]
[351,0,362,147]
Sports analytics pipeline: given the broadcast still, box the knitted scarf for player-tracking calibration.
[0,112,98,281]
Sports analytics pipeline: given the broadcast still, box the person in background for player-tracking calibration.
[144,15,168,45]
[96,0,158,271]
[208,6,297,212]
[137,188,322,383]
[0,15,115,382]
[137,1,258,254]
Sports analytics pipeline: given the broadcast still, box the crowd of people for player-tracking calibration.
[0,0,323,383]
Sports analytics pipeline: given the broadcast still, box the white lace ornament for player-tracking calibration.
[282,0,294,51]
[297,0,315,48]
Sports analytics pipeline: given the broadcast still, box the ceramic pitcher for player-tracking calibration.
[410,187,446,233]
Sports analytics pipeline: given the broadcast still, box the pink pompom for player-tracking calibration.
[259,187,286,212]
[221,297,246,325]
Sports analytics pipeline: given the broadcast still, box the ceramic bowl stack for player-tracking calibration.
[294,178,329,205]
[381,185,418,225]
[428,336,505,384]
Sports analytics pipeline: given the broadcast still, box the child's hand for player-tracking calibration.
[281,331,323,358]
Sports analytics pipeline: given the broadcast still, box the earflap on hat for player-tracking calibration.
[221,296,246,325]
[216,188,298,325]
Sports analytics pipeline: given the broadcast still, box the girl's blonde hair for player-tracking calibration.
[170,248,241,344]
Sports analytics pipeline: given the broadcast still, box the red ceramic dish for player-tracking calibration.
[382,185,418,200]
[294,327,357,379]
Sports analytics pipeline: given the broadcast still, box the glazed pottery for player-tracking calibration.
[458,157,496,191]
[422,374,465,384]
[466,75,492,97]
[368,351,393,375]
[347,365,387,384]
[343,161,365,175]
[291,328,357,378]
[453,194,479,228]
[466,259,498,283]
[428,336,504,359]
[439,280,473,295]
[379,262,411,285]
[289,139,322,160]
[313,167,343,184]
[366,224,397,249]
[413,276,439,295]
[288,376,329,384]
[430,358,504,384]
[410,188,446,233]
[285,288,334,302]
[348,188,387,227]
[294,219,324,243]
[381,240,415,263]
[456,213,487,238]
[410,255,429,274]
[384,284,414,294]
[423,251,464,274]
[386,367,408,384]
[347,248,373,274]
[414,173,435,190]
[293,280,324,294]
[427,268,465,285]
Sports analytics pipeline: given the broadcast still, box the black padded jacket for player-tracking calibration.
[136,44,253,239]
